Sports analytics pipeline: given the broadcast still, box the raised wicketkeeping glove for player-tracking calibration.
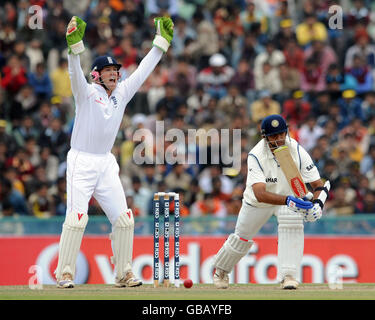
[286,195,314,214]
[66,16,86,55]
[152,16,174,53]
[303,202,322,222]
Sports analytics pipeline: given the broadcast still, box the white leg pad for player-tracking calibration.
[55,212,88,281]
[213,233,253,273]
[110,209,134,281]
[277,206,304,282]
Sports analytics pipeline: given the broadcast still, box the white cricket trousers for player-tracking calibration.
[66,148,128,225]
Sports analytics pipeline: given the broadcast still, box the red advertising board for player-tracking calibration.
[0,236,374,285]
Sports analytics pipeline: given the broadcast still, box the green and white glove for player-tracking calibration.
[152,16,174,53]
[66,16,87,55]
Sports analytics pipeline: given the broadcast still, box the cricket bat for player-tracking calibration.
[274,145,308,198]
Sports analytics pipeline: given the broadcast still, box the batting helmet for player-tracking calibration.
[90,56,121,81]
[91,56,122,72]
[261,114,288,136]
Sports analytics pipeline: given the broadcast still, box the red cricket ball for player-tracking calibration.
[183,279,193,288]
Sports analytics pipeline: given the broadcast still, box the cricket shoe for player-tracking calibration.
[57,273,75,288]
[115,271,143,287]
[213,269,229,289]
[281,275,299,290]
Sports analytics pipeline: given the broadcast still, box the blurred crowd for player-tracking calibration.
[2,0,375,220]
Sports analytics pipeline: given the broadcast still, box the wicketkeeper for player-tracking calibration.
[55,16,173,288]
[213,114,330,289]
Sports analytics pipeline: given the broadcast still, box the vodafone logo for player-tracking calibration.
[35,243,89,284]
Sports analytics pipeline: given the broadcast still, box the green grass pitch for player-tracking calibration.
[1,283,375,300]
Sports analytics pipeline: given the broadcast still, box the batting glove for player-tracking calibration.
[153,16,174,53]
[286,195,314,214]
[303,202,322,222]
[66,16,86,55]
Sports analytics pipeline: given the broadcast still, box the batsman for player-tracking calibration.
[213,114,330,289]
[55,16,173,288]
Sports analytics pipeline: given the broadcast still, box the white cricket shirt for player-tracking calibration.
[243,138,321,208]
[68,47,163,154]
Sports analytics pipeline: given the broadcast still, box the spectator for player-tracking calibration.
[12,115,40,147]
[274,18,295,50]
[218,84,248,119]
[5,147,34,184]
[295,13,328,47]
[325,63,357,94]
[297,116,324,152]
[129,176,153,217]
[325,185,355,216]
[1,55,27,96]
[250,90,281,123]
[347,0,370,27]
[0,177,29,215]
[360,144,375,174]
[254,39,285,76]
[0,119,17,155]
[305,39,337,75]
[33,101,54,132]
[254,60,282,95]
[338,89,365,127]
[27,62,53,101]
[345,55,373,95]
[186,83,211,113]
[300,57,326,93]
[13,84,38,116]
[239,32,263,67]
[165,164,192,191]
[3,167,25,196]
[145,0,178,19]
[142,64,170,113]
[25,38,44,73]
[50,177,67,216]
[355,189,375,214]
[190,192,227,217]
[282,90,312,127]
[197,53,235,100]
[339,118,369,155]
[172,17,196,57]
[50,58,72,104]
[195,97,226,129]
[39,146,59,183]
[361,91,375,122]
[230,58,255,102]
[278,63,301,97]
[283,38,304,72]
[321,158,340,186]
[199,164,233,195]
[239,0,269,35]
[154,82,184,119]
[184,10,219,70]
[345,27,375,69]
[38,117,69,161]
[168,55,197,98]
[13,40,30,71]
[112,36,138,72]
[211,176,231,203]
[28,182,54,218]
